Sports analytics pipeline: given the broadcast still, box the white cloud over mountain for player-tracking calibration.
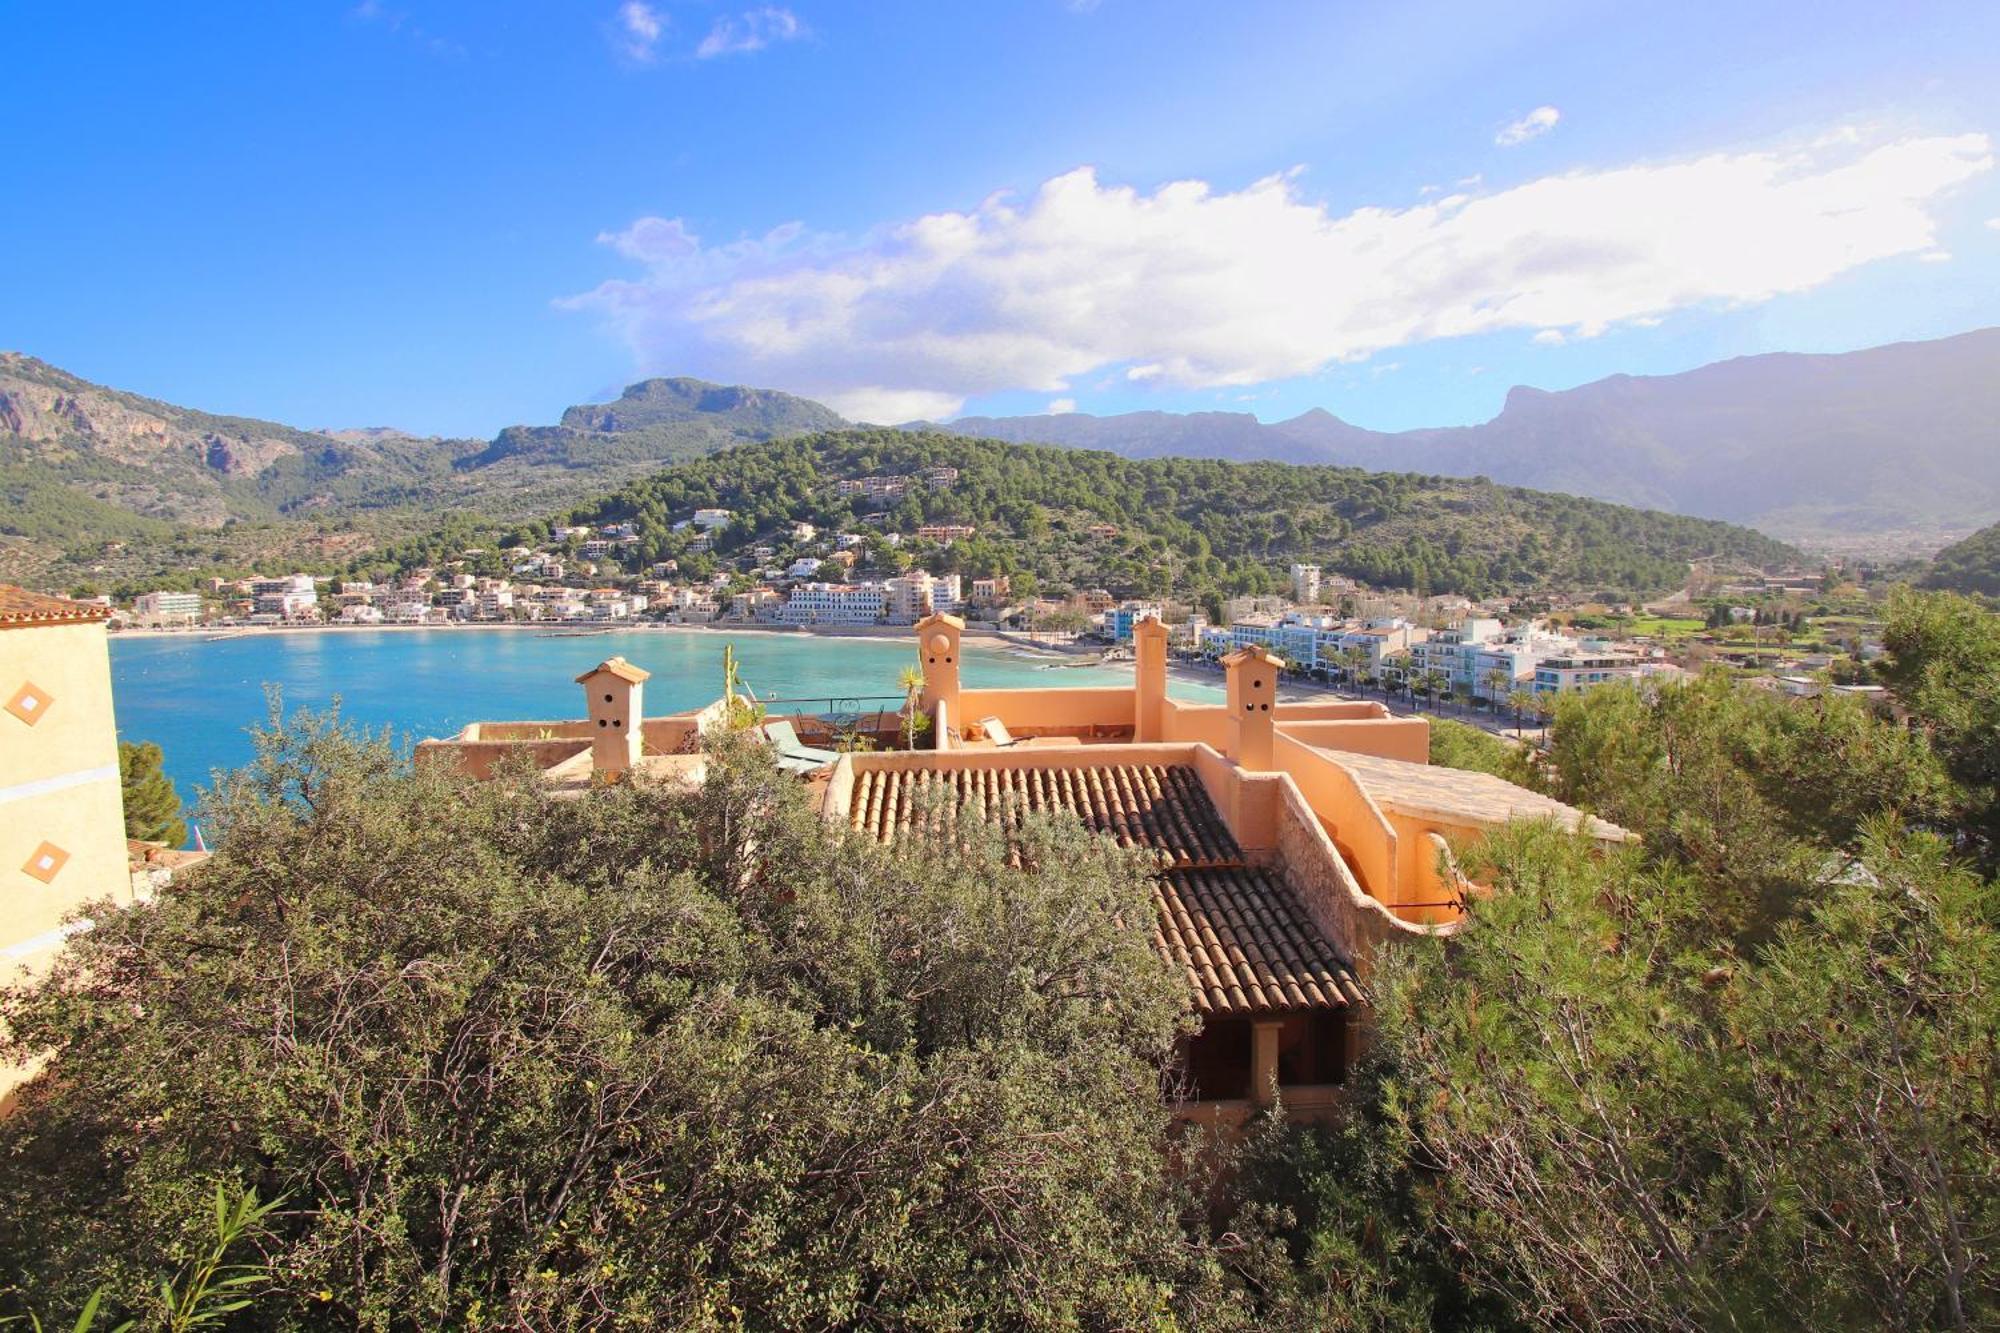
[1496,106,1561,146]
[566,129,1993,421]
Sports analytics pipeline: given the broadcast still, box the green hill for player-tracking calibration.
[1924,521,2000,597]
[552,429,1798,601]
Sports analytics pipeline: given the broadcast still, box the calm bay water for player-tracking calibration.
[109,628,1219,807]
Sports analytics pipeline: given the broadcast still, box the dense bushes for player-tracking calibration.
[2,718,1242,1328]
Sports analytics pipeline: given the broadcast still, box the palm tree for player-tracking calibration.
[1484,668,1512,714]
[1507,688,1536,739]
[1422,669,1449,713]
[896,665,931,750]
[1340,646,1368,696]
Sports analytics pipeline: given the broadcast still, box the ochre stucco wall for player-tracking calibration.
[2,619,129,1101]
[1271,733,1400,906]
[958,686,1135,735]
[1274,717,1431,764]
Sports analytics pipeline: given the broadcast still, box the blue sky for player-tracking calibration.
[5,1,1998,437]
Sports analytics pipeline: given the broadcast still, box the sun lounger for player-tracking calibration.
[978,716,1027,748]
[763,718,841,773]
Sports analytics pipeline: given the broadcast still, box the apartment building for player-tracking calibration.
[886,571,962,622]
[1532,654,1647,695]
[250,575,318,621]
[132,590,202,627]
[776,582,887,625]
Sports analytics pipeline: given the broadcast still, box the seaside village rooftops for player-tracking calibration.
[418,611,1630,1120]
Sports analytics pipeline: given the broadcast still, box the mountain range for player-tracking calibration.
[943,328,2000,543]
[0,357,843,584]
[4,329,1995,589]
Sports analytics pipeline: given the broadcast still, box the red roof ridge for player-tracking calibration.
[0,584,114,629]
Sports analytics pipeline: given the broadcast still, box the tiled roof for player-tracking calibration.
[575,656,651,684]
[847,759,1359,1013]
[0,584,113,629]
[1326,749,1633,843]
[1157,867,1363,1014]
[847,762,1241,867]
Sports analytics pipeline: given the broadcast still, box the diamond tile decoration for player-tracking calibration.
[22,842,70,884]
[5,681,53,727]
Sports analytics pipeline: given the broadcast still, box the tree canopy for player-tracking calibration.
[117,739,186,847]
[2,714,1257,1329]
[549,429,1797,604]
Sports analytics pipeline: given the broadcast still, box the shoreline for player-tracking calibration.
[108,620,1336,702]
[112,619,1037,644]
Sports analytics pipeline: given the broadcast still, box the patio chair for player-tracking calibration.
[763,718,842,774]
[978,716,1028,748]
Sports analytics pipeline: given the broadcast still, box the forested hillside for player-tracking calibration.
[1924,519,2000,597]
[553,429,1798,601]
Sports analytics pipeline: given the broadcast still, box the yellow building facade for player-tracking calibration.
[1,587,131,1101]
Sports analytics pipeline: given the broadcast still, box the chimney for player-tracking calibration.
[1133,613,1169,742]
[1221,644,1280,771]
[574,656,649,777]
[914,612,963,740]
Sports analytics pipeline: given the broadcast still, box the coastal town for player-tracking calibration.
[109,494,1895,716]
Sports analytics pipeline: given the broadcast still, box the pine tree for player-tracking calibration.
[119,740,185,846]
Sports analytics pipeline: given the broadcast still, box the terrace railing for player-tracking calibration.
[753,693,909,728]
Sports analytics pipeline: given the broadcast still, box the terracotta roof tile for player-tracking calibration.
[848,759,1360,1014]
[0,584,113,629]
[1155,867,1362,1015]
[847,762,1240,867]
[574,656,651,685]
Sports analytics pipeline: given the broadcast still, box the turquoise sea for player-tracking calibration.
[109,628,1220,810]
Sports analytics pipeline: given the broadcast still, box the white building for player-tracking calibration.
[885,571,962,623]
[1532,654,1647,695]
[1289,563,1322,605]
[250,575,318,621]
[133,590,202,627]
[777,582,887,625]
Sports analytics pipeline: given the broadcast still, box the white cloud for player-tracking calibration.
[616,1,664,61]
[1531,329,1567,346]
[1047,397,1078,414]
[825,387,963,424]
[564,128,1993,417]
[350,1,465,57]
[697,6,802,58]
[1496,106,1561,147]
[1919,249,1953,263]
[1986,216,2000,230]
